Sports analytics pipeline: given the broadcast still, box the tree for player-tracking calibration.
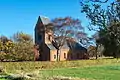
[0,36,14,53]
[12,32,33,42]
[45,17,88,61]
[12,32,34,61]
[0,36,15,61]
[80,0,120,58]
[88,45,96,58]
[76,32,93,47]
[13,41,34,61]
[0,32,35,61]
[0,35,10,44]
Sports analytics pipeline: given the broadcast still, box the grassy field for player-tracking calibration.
[40,65,120,80]
[0,59,120,80]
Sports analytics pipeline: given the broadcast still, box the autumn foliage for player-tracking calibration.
[0,32,35,61]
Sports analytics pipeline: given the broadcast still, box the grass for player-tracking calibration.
[0,58,119,72]
[0,58,120,80]
[40,65,120,80]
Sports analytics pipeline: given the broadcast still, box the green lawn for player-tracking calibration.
[40,65,120,80]
[0,59,120,80]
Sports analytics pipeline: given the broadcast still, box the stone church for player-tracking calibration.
[34,16,89,61]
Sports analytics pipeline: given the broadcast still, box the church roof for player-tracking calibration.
[67,40,87,51]
[47,43,69,50]
[35,16,51,30]
[40,16,50,25]
[61,44,69,49]
[46,44,56,50]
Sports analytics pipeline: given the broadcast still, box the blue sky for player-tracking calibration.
[0,0,110,38]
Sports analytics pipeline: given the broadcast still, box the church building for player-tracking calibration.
[34,16,89,61]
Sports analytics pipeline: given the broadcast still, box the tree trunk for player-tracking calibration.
[57,49,60,61]
[96,44,98,59]
[113,52,117,58]
[96,53,98,59]
[113,51,119,60]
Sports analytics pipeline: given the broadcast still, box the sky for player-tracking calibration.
[0,0,111,38]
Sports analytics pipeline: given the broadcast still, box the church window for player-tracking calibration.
[48,35,51,40]
[54,55,56,59]
[64,53,66,59]
[38,34,42,42]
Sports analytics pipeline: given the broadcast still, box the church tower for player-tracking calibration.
[34,16,53,45]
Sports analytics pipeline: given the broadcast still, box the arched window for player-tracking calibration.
[38,34,42,42]
[64,53,66,59]
[48,35,51,40]
[54,55,56,59]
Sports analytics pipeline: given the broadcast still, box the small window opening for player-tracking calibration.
[48,35,51,40]
[64,53,66,59]
[54,55,56,59]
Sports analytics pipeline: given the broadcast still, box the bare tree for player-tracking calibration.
[45,17,88,61]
